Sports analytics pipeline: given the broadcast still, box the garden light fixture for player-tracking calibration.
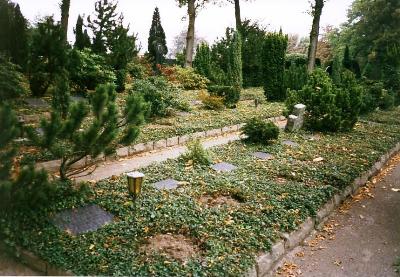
[127,171,145,199]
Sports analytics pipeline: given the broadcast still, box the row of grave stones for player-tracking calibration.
[52,139,300,235]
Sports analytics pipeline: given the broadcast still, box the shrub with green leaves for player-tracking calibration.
[284,64,308,91]
[131,77,181,117]
[359,80,395,114]
[0,57,26,100]
[181,139,212,166]
[241,117,279,144]
[67,48,116,93]
[286,69,361,132]
[262,32,288,101]
[208,85,239,108]
[172,66,209,90]
[198,91,225,111]
[28,83,148,180]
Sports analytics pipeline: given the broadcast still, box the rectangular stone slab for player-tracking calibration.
[282,140,299,147]
[53,204,114,235]
[24,98,49,108]
[253,152,274,160]
[211,162,237,172]
[153,179,179,190]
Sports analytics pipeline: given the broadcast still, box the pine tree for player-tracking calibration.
[74,15,91,50]
[148,7,168,67]
[87,0,119,55]
[29,16,67,97]
[28,84,148,180]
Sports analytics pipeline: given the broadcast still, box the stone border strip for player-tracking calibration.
[245,141,400,277]
[0,242,73,276]
[36,116,286,173]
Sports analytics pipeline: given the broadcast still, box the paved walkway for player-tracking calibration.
[272,154,400,277]
[75,132,242,182]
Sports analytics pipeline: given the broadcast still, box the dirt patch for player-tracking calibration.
[275,177,288,184]
[141,234,198,262]
[198,195,241,208]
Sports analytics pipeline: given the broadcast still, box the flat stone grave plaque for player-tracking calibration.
[53,204,114,235]
[177,111,191,117]
[24,98,49,108]
[253,152,274,160]
[153,179,179,190]
[211,162,237,172]
[191,100,202,106]
[282,140,299,147]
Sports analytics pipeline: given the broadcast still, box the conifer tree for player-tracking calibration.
[193,43,212,78]
[0,0,29,69]
[228,31,243,96]
[87,0,119,55]
[343,45,352,70]
[28,84,148,180]
[74,15,91,50]
[29,16,67,96]
[52,72,70,119]
[148,7,168,66]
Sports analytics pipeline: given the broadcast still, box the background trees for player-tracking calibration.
[0,0,29,69]
[307,0,325,72]
[60,0,70,41]
[74,15,91,50]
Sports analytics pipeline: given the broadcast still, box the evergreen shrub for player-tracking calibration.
[241,117,279,144]
[208,85,239,108]
[198,91,225,111]
[0,57,26,100]
[181,139,212,166]
[262,32,288,101]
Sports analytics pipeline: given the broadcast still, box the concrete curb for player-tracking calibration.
[37,116,285,173]
[0,242,73,276]
[245,141,400,277]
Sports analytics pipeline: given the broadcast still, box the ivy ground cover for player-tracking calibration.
[2,109,400,276]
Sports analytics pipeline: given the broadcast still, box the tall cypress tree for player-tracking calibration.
[74,15,91,50]
[147,7,168,66]
[343,45,352,70]
[228,31,243,95]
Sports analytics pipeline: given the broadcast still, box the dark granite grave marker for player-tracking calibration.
[211,162,237,172]
[53,204,114,235]
[153,179,179,190]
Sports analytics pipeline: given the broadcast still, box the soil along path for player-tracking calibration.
[273,154,400,277]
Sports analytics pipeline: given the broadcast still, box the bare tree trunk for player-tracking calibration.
[234,0,242,32]
[61,0,71,42]
[185,0,196,67]
[307,0,324,73]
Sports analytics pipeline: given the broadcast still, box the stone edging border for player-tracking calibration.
[244,141,400,277]
[0,243,73,276]
[3,142,400,276]
[36,116,287,173]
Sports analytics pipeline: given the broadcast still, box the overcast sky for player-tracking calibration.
[13,0,354,53]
